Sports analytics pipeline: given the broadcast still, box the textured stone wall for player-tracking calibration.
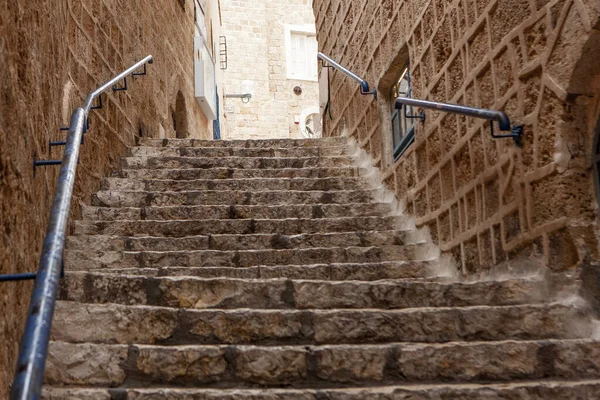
[0,0,214,394]
[314,0,600,276]
[221,0,320,139]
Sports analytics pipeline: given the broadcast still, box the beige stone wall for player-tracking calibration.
[0,0,215,394]
[221,0,320,140]
[315,0,600,276]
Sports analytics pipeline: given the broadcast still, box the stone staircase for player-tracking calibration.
[43,137,600,399]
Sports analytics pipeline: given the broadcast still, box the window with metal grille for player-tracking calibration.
[390,62,415,159]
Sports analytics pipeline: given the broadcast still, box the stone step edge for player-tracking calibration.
[79,202,392,215]
[94,188,384,195]
[54,300,580,315]
[138,137,345,143]
[67,230,412,241]
[130,145,348,151]
[62,267,443,281]
[102,176,367,184]
[121,155,354,161]
[42,378,600,392]
[63,272,539,286]
[75,215,399,224]
[66,242,429,256]
[116,166,365,173]
[45,339,600,388]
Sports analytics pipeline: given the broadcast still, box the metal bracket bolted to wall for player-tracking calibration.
[33,152,62,176]
[404,107,426,122]
[113,76,128,92]
[49,140,67,150]
[34,153,81,176]
[0,261,65,283]
[490,123,524,147]
[91,94,103,110]
[132,62,150,78]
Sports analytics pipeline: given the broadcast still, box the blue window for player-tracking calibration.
[390,63,415,159]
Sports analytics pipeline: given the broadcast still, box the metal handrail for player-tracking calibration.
[318,52,377,98]
[395,97,523,145]
[10,55,154,400]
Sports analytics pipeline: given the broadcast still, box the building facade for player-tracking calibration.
[314,0,600,279]
[0,0,223,394]
[220,0,321,139]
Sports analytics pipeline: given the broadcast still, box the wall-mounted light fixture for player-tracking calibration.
[225,80,254,104]
[225,93,252,103]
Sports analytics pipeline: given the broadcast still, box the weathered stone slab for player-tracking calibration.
[92,189,378,207]
[138,137,344,149]
[120,156,353,170]
[115,166,363,180]
[81,202,391,221]
[41,381,600,400]
[102,177,365,192]
[74,216,398,236]
[130,146,346,158]
[65,244,424,270]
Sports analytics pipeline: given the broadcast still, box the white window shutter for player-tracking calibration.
[289,31,319,81]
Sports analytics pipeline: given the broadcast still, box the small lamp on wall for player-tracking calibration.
[225,80,254,103]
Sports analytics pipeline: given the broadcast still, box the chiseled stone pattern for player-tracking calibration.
[42,137,600,398]
[0,1,213,395]
[313,0,600,276]
[220,0,319,140]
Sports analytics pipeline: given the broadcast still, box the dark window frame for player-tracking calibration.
[390,62,415,160]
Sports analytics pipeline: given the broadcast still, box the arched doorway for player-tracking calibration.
[175,91,189,138]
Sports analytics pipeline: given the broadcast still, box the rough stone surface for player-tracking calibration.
[313,0,600,279]
[0,1,220,394]
[41,137,600,398]
[220,0,319,140]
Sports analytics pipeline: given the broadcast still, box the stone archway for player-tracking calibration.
[175,91,189,139]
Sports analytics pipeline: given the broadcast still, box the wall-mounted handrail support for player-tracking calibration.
[318,52,377,99]
[9,55,153,400]
[395,97,523,146]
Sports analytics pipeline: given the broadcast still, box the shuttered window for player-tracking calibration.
[288,32,318,81]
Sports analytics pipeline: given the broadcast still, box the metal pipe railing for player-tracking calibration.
[395,97,523,145]
[10,55,154,400]
[318,52,377,98]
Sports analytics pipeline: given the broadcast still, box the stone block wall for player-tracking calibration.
[314,0,600,276]
[0,0,213,394]
[221,0,320,139]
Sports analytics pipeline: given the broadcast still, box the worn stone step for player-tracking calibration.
[91,261,436,280]
[98,260,437,281]
[44,340,600,387]
[138,137,344,148]
[41,381,600,399]
[59,274,544,310]
[65,244,427,271]
[120,156,354,170]
[73,216,399,236]
[92,189,381,207]
[113,167,364,180]
[67,231,409,252]
[51,301,593,346]
[129,146,348,158]
[80,203,391,221]
[101,177,367,192]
